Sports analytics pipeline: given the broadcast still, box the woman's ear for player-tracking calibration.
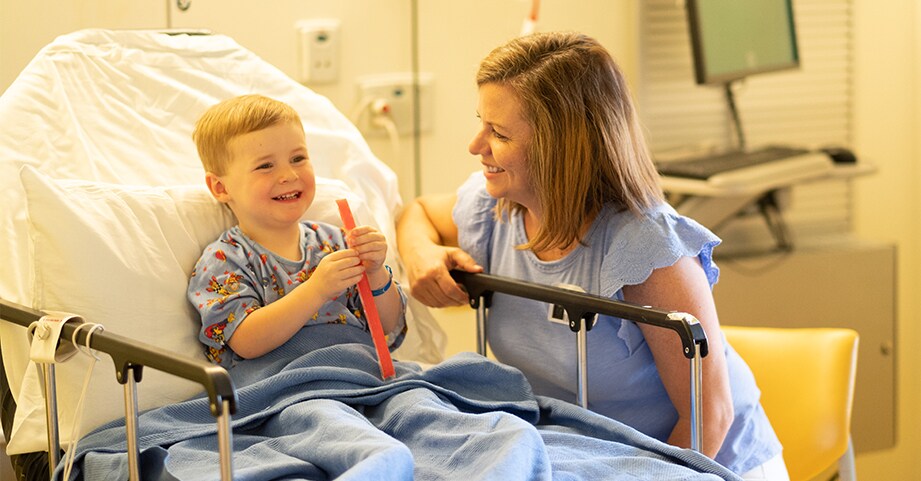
[205,172,231,203]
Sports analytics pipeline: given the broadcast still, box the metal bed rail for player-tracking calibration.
[449,271,709,452]
[0,298,237,480]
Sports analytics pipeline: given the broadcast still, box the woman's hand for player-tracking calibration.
[396,194,482,308]
[404,243,481,307]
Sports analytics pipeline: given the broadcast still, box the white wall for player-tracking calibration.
[0,1,167,92]
[850,0,920,478]
[415,1,638,197]
[0,1,918,478]
[168,0,417,201]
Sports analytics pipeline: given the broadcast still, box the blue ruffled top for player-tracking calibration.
[453,172,781,474]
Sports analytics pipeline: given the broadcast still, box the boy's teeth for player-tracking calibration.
[275,193,299,200]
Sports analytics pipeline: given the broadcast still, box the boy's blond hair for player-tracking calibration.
[193,94,303,175]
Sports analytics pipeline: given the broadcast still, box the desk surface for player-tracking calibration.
[661,160,877,233]
[660,156,876,198]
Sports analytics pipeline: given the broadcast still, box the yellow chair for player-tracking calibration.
[722,326,859,481]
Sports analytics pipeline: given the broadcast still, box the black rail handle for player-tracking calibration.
[449,270,708,358]
[0,298,237,416]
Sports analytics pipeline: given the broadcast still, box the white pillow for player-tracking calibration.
[7,165,369,454]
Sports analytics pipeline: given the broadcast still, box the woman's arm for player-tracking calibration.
[396,194,482,307]
[622,256,734,459]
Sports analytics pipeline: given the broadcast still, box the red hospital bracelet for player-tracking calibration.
[336,199,396,379]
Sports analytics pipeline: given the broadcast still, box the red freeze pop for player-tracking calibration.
[336,199,396,379]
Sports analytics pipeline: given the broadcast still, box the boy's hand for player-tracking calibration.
[345,226,388,273]
[309,249,365,301]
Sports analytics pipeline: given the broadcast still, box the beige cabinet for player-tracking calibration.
[714,239,897,453]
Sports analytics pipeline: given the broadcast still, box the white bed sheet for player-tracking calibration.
[0,29,445,454]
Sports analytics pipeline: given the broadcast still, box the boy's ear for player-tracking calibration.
[205,172,231,203]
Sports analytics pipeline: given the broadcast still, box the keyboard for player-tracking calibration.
[656,146,812,180]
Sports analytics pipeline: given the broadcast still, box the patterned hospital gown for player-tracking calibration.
[187,220,406,368]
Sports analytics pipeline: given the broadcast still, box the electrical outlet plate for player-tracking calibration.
[356,72,434,136]
[296,19,340,84]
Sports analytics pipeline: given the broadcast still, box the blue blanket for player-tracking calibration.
[58,324,742,480]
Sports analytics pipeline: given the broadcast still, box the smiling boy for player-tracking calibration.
[187,94,406,367]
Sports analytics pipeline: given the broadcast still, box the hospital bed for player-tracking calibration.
[0,29,733,480]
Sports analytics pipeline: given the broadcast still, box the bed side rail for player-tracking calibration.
[0,297,236,480]
[449,270,707,452]
[449,271,709,357]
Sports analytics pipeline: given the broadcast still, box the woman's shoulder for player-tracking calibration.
[595,203,722,295]
[453,172,501,268]
[455,172,496,210]
[597,203,717,244]
[454,172,500,230]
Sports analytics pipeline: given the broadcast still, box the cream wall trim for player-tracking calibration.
[850,0,920,479]
[0,2,168,94]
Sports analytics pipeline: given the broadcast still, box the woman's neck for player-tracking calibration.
[523,208,594,262]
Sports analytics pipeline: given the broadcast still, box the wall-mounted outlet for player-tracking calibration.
[296,19,340,84]
[355,72,434,136]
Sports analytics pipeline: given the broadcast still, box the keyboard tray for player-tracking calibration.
[656,146,811,180]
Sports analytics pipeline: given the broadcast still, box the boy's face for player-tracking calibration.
[206,121,316,239]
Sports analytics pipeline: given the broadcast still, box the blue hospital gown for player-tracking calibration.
[187,220,407,368]
[453,172,782,474]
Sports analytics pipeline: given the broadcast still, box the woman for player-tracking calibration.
[396,31,787,480]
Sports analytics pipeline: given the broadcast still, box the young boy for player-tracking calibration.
[187,94,406,367]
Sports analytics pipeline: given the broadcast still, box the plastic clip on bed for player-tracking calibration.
[24,312,84,474]
[1,298,238,481]
[27,313,83,365]
[448,270,709,453]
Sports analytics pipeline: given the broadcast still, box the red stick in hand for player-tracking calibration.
[336,199,396,379]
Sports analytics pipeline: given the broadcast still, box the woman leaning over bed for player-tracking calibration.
[396,31,788,481]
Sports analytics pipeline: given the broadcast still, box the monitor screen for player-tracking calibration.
[686,0,800,86]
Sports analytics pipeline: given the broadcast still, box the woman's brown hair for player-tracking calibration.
[476,31,663,253]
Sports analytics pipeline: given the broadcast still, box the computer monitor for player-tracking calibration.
[685,0,800,150]
[686,0,800,86]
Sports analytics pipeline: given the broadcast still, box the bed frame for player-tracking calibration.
[0,298,237,480]
[1,272,708,479]
[450,271,709,452]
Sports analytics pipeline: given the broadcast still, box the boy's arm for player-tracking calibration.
[363,264,405,339]
[228,249,364,359]
[188,242,271,362]
[342,225,405,339]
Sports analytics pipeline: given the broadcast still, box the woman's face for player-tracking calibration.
[468,83,538,212]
